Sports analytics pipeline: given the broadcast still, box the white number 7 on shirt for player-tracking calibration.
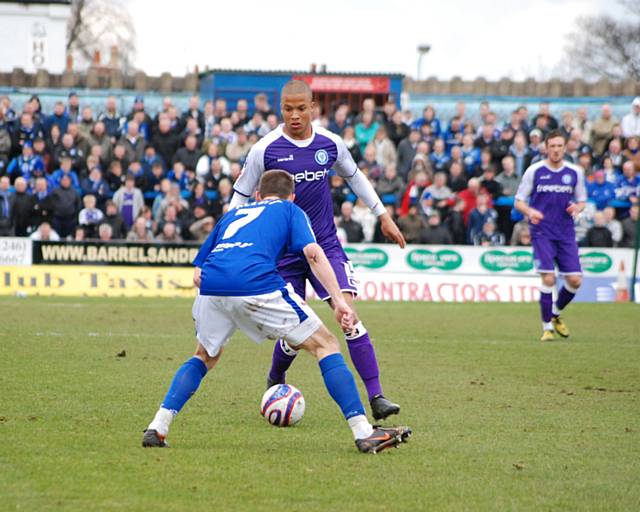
[221,207,265,239]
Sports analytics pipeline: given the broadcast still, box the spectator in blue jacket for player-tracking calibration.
[6,141,44,183]
[81,167,110,209]
[98,96,123,142]
[588,170,616,210]
[467,193,498,243]
[412,106,441,138]
[460,134,480,175]
[51,154,80,190]
[44,101,70,136]
[615,161,639,206]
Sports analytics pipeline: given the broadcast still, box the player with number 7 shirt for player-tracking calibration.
[229,80,406,421]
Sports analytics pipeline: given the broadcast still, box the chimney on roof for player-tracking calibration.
[310,63,317,73]
[92,50,101,67]
[109,46,119,69]
[320,64,327,73]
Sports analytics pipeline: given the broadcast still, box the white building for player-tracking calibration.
[0,0,71,73]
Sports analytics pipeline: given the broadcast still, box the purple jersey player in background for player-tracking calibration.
[230,80,406,420]
[515,130,587,342]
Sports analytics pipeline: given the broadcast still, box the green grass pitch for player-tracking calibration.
[1,296,639,511]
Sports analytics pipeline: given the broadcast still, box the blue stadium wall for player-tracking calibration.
[199,69,404,113]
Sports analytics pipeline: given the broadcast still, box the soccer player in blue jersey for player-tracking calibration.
[230,80,405,420]
[142,171,411,453]
[515,130,587,341]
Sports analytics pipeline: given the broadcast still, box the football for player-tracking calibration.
[260,384,305,427]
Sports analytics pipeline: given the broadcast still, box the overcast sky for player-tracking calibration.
[128,0,621,80]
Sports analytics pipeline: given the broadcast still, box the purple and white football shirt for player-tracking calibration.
[515,160,587,241]
[233,124,363,246]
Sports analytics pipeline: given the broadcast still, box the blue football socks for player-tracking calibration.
[161,357,208,413]
[318,353,365,420]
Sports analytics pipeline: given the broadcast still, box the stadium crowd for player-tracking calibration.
[0,91,638,248]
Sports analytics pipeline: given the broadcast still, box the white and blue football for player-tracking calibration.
[260,384,305,427]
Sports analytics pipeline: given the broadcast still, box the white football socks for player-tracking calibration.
[347,414,374,440]
[148,407,175,437]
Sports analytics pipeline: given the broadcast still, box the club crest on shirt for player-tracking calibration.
[561,174,572,185]
[314,149,329,165]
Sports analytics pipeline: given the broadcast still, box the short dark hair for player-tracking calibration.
[258,170,294,199]
[544,129,566,144]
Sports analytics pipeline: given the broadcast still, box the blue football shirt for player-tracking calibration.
[193,199,316,296]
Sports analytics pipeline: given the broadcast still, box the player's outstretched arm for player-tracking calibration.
[303,243,354,331]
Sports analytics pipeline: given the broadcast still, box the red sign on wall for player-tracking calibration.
[293,75,390,93]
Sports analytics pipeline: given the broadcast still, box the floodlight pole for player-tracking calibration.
[416,44,431,81]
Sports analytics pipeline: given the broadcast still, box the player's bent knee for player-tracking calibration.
[194,343,222,370]
[298,325,340,359]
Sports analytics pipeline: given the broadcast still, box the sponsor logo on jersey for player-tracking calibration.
[277,154,294,162]
[536,184,573,193]
[292,169,329,183]
[314,149,329,165]
[561,174,573,185]
[212,241,254,253]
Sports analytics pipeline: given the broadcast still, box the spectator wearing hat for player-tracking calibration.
[127,95,152,126]
[421,211,453,245]
[528,128,544,160]
[621,97,640,138]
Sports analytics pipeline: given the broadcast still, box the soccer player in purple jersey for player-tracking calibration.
[228,80,406,420]
[515,130,587,341]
